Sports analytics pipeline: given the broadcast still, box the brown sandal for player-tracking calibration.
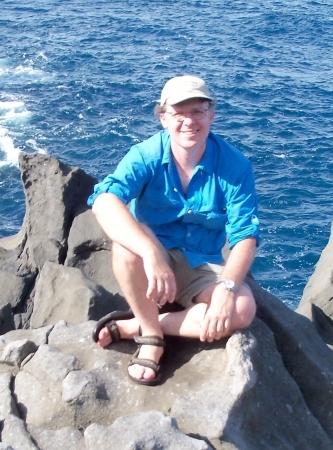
[128,335,166,386]
[92,309,135,344]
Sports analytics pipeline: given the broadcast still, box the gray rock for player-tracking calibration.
[30,261,119,328]
[1,414,38,450]
[9,318,333,449]
[0,303,15,335]
[14,369,64,427]
[66,248,124,301]
[248,276,333,442]
[22,344,80,385]
[170,319,332,450]
[0,152,333,449]
[14,344,79,427]
[0,339,37,368]
[0,270,29,309]
[2,325,53,347]
[298,222,333,320]
[0,444,15,450]
[18,152,96,269]
[62,369,107,403]
[84,411,212,450]
[0,372,18,420]
[0,228,26,252]
[66,206,112,255]
[27,424,84,450]
[65,208,125,298]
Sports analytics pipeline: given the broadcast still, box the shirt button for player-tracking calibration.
[174,188,178,192]
[187,232,191,237]
[188,209,192,214]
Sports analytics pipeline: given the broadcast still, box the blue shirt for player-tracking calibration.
[87,130,260,268]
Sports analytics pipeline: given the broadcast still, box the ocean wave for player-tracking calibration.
[0,127,20,167]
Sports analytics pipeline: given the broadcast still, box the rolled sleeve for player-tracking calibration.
[87,146,150,207]
[225,165,260,249]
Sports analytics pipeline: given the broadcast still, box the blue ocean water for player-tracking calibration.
[1,0,332,309]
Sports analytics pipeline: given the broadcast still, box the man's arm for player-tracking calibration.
[199,237,257,342]
[217,237,256,288]
[92,192,176,304]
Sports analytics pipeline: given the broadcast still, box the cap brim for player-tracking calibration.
[157,93,212,106]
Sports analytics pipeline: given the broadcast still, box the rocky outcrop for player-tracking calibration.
[0,152,333,449]
[296,224,333,346]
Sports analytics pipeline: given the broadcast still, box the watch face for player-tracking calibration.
[222,279,237,292]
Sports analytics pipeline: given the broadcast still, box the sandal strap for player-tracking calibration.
[105,320,121,342]
[129,357,160,372]
[92,309,134,343]
[134,335,165,347]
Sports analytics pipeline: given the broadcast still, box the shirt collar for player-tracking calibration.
[161,130,215,173]
[195,133,215,174]
[162,131,172,165]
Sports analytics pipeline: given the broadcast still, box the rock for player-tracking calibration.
[66,206,112,255]
[247,276,333,442]
[65,207,123,299]
[0,339,37,368]
[297,222,333,320]
[27,425,84,450]
[18,152,97,269]
[310,303,333,346]
[0,373,18,420]
[1,414,38,450]
[30,261,121,328]
[1,325,53,348]
[0,270,31,309]
[0,444,15,450]
[0,152,333,449]
[0,304,15,335]
[5,318,332,449]
[84,410,213,450]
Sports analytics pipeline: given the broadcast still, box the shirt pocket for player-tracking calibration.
[183,208,227,230]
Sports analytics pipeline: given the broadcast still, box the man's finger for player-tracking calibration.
[146,277,157,300]
[200,317,209,342]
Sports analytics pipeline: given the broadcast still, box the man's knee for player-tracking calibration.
[112,242,141,267]
[237,289,256,327]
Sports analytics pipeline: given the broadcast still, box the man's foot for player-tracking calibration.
[97,318,139,347]
[128,335,165,386]
[92,310,139,347]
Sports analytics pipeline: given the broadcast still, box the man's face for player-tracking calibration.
[160,98,215,151]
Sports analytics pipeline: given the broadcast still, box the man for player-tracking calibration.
[88,75,260,386]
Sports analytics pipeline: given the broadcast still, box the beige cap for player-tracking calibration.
[159,75,212,106]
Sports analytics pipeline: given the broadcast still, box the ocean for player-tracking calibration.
[1,0,332,310]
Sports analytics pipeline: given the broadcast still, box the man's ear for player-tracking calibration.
[159,113,168,129]
[209,108,215,125]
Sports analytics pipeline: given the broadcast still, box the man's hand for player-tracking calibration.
[199,284,236,342]
[143,251,177,306]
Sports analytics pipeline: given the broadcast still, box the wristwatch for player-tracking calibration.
[218,279,238,293]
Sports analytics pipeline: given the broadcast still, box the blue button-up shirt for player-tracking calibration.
[87,130,260,268]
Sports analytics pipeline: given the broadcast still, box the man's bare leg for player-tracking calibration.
[110,241,164,383]
[98,283,256,344]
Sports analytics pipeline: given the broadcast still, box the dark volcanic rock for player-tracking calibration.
[0,152,333,450]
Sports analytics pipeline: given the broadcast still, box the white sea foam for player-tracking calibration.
[0,127,20,167]
[0,100,31,126]
[0,101,25,111]
[0,100,46,167]
[0,65,31,167]
[0,58,53,84]
[26,139,46,154]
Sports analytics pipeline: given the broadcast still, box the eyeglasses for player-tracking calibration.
[164,108,210,122]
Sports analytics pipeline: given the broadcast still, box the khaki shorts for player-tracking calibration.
[164,248,250,309]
